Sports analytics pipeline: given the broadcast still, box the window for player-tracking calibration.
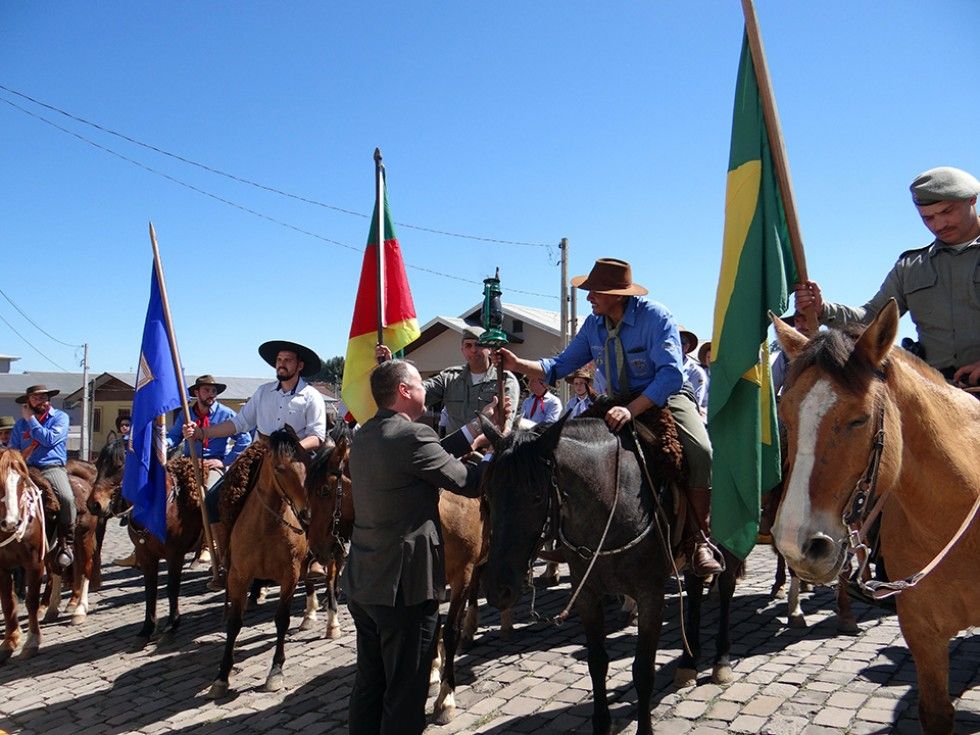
[512,319,524,333]
[92,407,102,433]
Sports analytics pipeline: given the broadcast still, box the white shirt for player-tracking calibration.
[232,378,326,441]
[564,394,594,418]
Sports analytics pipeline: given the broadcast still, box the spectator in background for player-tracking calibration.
[563,366,597,418]
[679,326,708,419]
[521,375,562,424]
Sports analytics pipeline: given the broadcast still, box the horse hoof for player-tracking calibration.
[837,620,860,637]
[674,667,697,689]
[770,586,786,600]
[800,581,812,593]
[299,617,315,632]
[712,664,734,685]
[324,625,341,640]
[42,607,59,624]
[788,614,807,629]
[434,705,456,725]
[19,644,39,660]
[0,646,14,665]
[206,681,230,699]
[70,610,88,626]
[65,602,77,614]
[262,673,284,693]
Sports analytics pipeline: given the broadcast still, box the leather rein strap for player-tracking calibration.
[843,391,980,600]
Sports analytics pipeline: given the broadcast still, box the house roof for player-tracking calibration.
[0,371,85,398]
[61,372,276,407]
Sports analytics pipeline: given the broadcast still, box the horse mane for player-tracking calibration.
[165,456,201,510]
[267,427,308,465]
[219,442,267,530]
[787,326,947,396]
[96,439,127,477]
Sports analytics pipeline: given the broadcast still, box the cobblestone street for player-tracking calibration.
[1,523,978,735]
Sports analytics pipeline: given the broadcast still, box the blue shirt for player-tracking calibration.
[520,391,563,424]
[540,296,684,408]
[9,407,69,467]
[167,401,251,465]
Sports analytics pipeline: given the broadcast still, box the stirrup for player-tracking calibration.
[56,543,74,570]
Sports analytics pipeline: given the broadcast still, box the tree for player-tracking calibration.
[313,355,345,386]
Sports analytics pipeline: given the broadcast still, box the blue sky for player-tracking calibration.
[2,2,978,378]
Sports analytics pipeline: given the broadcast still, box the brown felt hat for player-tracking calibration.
[564,366,595,385]
[678,325,699,354]
[258,340,322,378]
[570,258,648,296]
[697,341,712,365]
[189,375,227,396]
[15,384,60,404]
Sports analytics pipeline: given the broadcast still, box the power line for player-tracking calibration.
[0,83,551,248]
[0,285,82,347]
[0,96,557,300]
[0,309,72,372]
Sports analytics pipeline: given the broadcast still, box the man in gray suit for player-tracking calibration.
[344,360,490,735]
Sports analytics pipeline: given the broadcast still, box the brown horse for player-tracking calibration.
[207,427,312,698]
[0,449,48,662]
[33,460,100,625]
[86,438,203,641]
[772,301,980,735]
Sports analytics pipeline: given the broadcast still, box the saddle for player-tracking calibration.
[217,442,267,530]
[26,467,61,544]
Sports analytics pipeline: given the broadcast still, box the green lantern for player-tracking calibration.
[479,268,508,348]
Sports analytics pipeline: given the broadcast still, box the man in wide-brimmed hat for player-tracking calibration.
[8,385,75,568]
[563,365,598,419]
[494,258,723,576]
[795,165,980,387]
[0,415,14,448]
[155,375,252,569]
[184,341,326,453]
[678,325,708,418]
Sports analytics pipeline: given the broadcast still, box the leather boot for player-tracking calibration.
[688,487,723,577]
[112,550,138,567]
[56,535,74,570]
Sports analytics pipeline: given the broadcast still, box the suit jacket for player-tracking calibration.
[343,408,482,607]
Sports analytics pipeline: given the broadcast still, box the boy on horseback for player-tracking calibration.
[8,385,74,569]
[494,258,723,577]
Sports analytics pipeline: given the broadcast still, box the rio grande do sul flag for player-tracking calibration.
[341,185,420,424]
[708,32,799,561]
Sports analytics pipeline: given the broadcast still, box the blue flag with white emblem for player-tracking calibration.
[122,261,183,542]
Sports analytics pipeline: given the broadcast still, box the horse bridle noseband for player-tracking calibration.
[841,386,980,600]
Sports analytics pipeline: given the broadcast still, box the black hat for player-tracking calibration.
[258,341,322,378]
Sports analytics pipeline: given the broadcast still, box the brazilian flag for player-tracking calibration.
[708,32,799,560]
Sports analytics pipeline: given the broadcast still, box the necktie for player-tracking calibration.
[604,316,628,397]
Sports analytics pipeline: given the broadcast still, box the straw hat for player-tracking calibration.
[15,384,60,404]
[570,259,648,296]
[0,416,15,430]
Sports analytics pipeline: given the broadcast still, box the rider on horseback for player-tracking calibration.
[8,385,75,569]
[494,258,724,577]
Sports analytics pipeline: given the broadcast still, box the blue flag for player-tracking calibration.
[122,262,183,542]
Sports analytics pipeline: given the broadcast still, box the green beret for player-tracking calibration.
[910,166,980,205]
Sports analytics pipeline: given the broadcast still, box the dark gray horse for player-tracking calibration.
[480,412,740,735]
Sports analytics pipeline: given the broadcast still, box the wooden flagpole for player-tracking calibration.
[148,222,220,585]
[740,0,817,331]
[374,148,386,363]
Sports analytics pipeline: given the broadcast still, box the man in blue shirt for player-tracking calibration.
[9,384,75,568]
[495,259,722,576]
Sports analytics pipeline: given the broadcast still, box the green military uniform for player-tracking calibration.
[820,236,980,376]
[423,364,520,433]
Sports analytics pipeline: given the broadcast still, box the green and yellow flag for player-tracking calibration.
[708,32,799,560]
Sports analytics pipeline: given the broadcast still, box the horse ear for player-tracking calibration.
[855,298,899,368]
[478,414,505,451]
[538,411,571,455]
[771,310,808,358]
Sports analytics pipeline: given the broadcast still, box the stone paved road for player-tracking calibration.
[1,524,978,735]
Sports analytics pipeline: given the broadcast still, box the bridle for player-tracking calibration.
[314,462,350,552]
[841,381,980,600]
[0,467,47,562]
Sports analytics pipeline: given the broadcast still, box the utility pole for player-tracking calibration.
[80,343,90,461]
[558,238,569,403]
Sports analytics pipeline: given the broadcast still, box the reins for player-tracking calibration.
[842,384,980,600]
[0,473,46,564]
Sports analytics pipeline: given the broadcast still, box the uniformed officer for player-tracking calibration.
[795,166,980,387]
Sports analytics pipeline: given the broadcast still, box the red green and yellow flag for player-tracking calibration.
[708,32,799,560]
[341,184,420,424]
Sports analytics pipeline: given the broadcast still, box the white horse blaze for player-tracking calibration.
[2,470,19,530]
[775,379,837,558]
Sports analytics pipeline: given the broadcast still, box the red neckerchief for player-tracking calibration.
[194,403,210,449]
[21,411,47,461]
[529,395,544,419]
